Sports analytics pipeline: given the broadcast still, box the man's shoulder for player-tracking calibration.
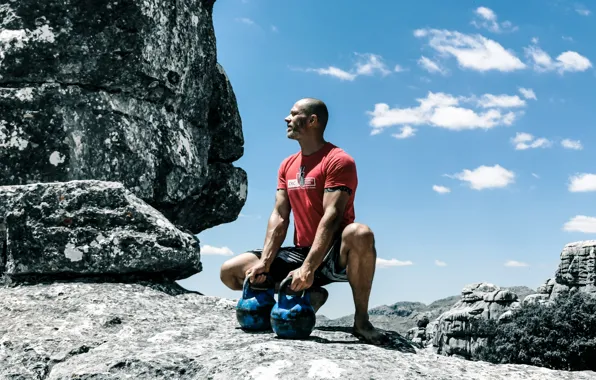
[279,150,301,169]
[326,143,356,165]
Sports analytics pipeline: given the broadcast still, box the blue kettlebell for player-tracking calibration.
[270,275,316,339]
[236,275,276,331]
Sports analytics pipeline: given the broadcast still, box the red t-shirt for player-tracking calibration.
[277,142,357,247]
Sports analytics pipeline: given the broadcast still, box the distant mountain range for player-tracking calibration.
[316,286,536,334]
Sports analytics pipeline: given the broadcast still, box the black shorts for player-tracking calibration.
[248,235,348,287]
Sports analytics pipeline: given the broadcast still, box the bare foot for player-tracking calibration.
[308,287,329,313]
[353,318,390,346]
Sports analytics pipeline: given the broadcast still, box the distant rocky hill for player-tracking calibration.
[318,286,535,334]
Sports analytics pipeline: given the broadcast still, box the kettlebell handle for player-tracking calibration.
[279,275,306,299]
[242,273,274,299]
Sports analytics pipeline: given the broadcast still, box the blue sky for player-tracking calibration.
[178,0,596,318]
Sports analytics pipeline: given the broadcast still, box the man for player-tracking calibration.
[220,98,387,345]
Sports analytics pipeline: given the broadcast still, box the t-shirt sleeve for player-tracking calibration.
[277,159,288,190]
[324,152,358,192]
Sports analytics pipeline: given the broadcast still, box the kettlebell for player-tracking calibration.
[236,275,276,331]
[270,275,316,339]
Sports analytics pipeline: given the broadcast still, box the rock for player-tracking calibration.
[417,315,430,328]
[0,180,200,282]
[523,293,550,306]
[0,0,246,234]
[524,241,596,305]
[431,282,520,358]
[555,240,596,290]
[0,283,594,380]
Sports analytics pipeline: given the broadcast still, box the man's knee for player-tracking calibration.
[219,252,259,290]
[343,223,375,250]
[219,259,238,289]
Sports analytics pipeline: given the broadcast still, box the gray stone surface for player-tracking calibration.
[0,0,246,233]
[432,283,521,357]
[0,282,594,380]
[0,180,201,282]
[525,241,596,304]
[556,240,596,289]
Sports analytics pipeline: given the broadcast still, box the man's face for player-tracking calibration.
[284,101,311,140]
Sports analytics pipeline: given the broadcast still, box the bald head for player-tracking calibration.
[298,98,329,130]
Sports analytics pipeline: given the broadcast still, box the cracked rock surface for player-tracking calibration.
[430,283,521,357]
[0,180,201,282]
[0,282,595,380]
[0,0,246,233]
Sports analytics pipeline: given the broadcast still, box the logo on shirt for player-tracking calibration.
[288,165,316,189]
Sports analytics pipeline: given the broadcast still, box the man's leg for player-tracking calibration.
[338,222,387,344]
[220,253,261,291]
[220,250,304,291]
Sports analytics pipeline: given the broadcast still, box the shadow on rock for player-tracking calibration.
[310,326,417,353]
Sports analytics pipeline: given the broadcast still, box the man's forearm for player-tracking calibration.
[303,209,342,272]
[260,211,289,269]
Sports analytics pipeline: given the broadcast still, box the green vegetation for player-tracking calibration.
[471,290,596,371]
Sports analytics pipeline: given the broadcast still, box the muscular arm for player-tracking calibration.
[259,189,291,270]
[302,188,350,273]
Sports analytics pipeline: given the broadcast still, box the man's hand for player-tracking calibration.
[245,261,269,285]
[287,265,315,292]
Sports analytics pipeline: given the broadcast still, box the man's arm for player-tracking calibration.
[302,189,350,273]
[259,189,291,271]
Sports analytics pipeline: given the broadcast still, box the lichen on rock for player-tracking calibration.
[0,0,246,234]
[0,180,201,282]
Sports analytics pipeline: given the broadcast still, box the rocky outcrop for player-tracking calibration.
[0,181,201,282]
[406,316,432,347]
[432,283,521,357]
[554,240,596,294]
[0,0,246,233]
[524,241,596,306]
[0,282,594,380]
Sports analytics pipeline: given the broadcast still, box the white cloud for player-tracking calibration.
[561,138,583,150]
[568,173,596,192]
[575,7,591,16]
[376,258,413,268]
[305,67,356,81]
[354,53,391,76]
[518,88,537,100]
[235,17,255,26]
[447,164,515,190]
[392,125,416,139]
[563,215,596,233]
[434,260,447,266]
[302,53,392,81]
[433,185,451,194]
[367,91,523,134]
[476,94,526,108]
[472,6,518,33]
[414,28,526,72]
[525,42,592,74]
[532,173,540,178]
[418,56,447,75]
[511,132,552,150]
[394,64,407,72]
[201,245,234,256]
[504,260,529,267]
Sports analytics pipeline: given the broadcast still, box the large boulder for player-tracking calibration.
[0,282,592,380]
[431,283,521,357]
[524,241,596,306]
[0,0,246,234]
[0,180,201,282]
[555,240,596,295]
